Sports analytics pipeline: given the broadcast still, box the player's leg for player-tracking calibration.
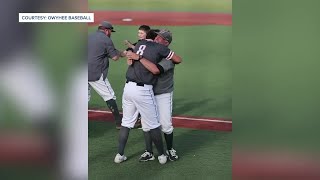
[138,116,164,164]
[128,110,154,161]
[138,113,153,161]
[155,92,178,161]
[137,122,155,162]
[115,127,129,163]
[133,84,167,164]
[106,98,122,129]
[138,130,155,162]
[102,77,122,128]
[88,74,121,128]
[115,82,139,163]
[150,127,167,164]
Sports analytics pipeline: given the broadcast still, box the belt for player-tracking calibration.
[126,80,144,87]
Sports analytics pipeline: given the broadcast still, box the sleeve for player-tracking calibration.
[158,45,175,60]
[105,38,120,58]
[158,58,175,73]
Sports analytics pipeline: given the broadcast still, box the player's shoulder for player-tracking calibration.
[90,31,109,41]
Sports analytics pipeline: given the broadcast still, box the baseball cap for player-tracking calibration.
[156,29,172,43]
[98,21,116,32]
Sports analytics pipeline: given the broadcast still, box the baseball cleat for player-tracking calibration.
[114,153,127,163]
[166,148,179,161]
[139,150,155,162]
[158,154,167,164]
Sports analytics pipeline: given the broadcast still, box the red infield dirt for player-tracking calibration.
[88,110,232,131]
[89,11,232,26]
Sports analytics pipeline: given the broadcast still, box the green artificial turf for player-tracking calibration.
[89,121,232,179]
[89,0,232,13]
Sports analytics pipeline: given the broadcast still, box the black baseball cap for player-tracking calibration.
[99,21,116,32]
[156,29,172,43]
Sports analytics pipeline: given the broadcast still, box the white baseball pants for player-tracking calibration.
[155,92,174,134]
[88,74,116,102]
[121,81,160,131]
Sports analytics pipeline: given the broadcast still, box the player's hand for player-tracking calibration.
[127,58,133,65]
[119,50,127,58]
[126,51,139,60]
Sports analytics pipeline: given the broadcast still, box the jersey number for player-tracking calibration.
[136,45,146,55]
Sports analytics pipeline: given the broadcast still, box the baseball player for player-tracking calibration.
[125,26,159,128]
[124,25,151,128]
[88,21,126,129]
[127,30,180,162]
[114,33,182,164]
[148,30,180,161]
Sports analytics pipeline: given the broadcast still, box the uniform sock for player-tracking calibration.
[143,131,153,153]
[163,132,173,150]
[118,127,130,155]
[150,127,164,155]
[164,132,173,150]
[106,99,121,125]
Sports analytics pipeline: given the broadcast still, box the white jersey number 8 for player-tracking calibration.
[136,45,146,55]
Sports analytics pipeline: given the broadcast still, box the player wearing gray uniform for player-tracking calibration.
[154,59,178,161]
[88,21,125,129]
[128,30,180,162]
[153,30,179,161]
[114,35,182,164]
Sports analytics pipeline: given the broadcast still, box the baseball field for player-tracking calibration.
[88,0,232,179]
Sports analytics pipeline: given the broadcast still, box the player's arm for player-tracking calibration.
[125,41,139,52]
[158,59,175,74]
[164,50,182,64]
[140,58,160,75]
[110,50,127,61]
[160,46,183,64]
[106,39,126,61]
[126,51,160,75]
[124,40,136,49]
[138,57,176,75]
[170,53,182,64]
